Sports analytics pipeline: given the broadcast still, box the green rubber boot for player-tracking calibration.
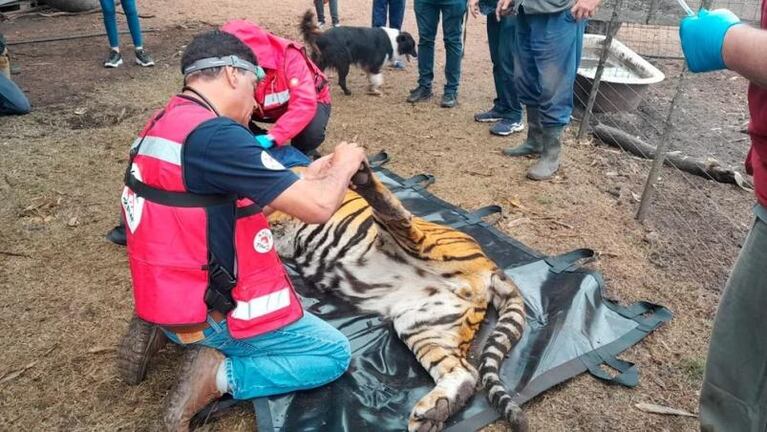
[503,107,542,157]
[527,126,564,181]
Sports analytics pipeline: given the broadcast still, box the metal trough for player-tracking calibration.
[575,34,666,113]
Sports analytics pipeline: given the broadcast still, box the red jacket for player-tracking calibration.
[746,0,767,208]
[222,20,331,146]
[124,95,303,338]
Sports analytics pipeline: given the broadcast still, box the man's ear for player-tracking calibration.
[224,66,239,89]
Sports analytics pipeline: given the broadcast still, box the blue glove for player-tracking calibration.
[255,134,275,149]
[680,9,740,73]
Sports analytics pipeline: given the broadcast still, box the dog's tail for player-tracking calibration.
[300,10,321,56]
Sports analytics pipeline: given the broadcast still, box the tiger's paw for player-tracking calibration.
[408,395,451,432]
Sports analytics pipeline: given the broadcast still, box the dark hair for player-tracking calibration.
[180,30,257,80]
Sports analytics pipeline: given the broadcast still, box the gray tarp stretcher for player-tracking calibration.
[197,152,672,431]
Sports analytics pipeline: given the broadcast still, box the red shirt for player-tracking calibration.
[746,0,767,207]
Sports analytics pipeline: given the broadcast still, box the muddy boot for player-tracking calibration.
[117,316,168,385]
[503,107,542,157]
[164,347,225,432]
[527,126,564,181]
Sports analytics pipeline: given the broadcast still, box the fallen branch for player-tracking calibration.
[593,124,753,190]
[635,402,697,418]
[0,250,31,258]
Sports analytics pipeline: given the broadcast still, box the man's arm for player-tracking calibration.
[680,8,767,87]
[268,142,366,224]
[723,25,767,88]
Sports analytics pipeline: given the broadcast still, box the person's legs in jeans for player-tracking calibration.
[314,0,327,25]
[328,0,340,25]
[0,73,30,115]
[290,103,331,157]
[168,312,351,399]
[414,0,439,91]
[700,217,767,432]
[441,1,466,96]
[372,0,388,27]
[118,0,143,49]
[99,0,119,49]
[496,15,522,122]
[389,0,406,30]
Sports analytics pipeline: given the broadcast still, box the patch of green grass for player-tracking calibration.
[679,357,706,383]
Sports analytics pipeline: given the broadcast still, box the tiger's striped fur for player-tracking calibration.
[269,164,528,431]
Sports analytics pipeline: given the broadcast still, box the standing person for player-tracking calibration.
[315,0,340,29]
[468,0,525,136]
[222,20,332,157]
[372,0,408,69]
[119,30,365,430]
[98,0,154,68]
[679,5,767,431]
[406,0,467,108]
[496,0,598,180]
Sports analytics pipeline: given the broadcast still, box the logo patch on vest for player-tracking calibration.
[253,228,274,253]
[121,164,145,233]
[261,151,285,170]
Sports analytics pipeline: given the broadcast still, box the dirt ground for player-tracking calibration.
[0,1,756,431]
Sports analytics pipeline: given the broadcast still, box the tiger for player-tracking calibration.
[267,161,529,432]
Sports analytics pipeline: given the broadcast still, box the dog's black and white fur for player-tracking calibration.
[300,10,417,96]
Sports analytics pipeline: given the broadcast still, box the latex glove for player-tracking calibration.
[680,9,741,73]
[255,134,275,149]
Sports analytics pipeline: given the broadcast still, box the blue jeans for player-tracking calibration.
[414,0,467,94]
[315,0,340,25]
[99,0,144,48]
[513,9,586,127]
[487,14,522,122]
[372,0,407,30]
[164,312,351,400]
[0,74,30,115]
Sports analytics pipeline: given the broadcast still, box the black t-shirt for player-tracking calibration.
[182,117,300,274]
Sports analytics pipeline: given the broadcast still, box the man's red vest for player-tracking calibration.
[746,0,767,208]
[122,95,303,339]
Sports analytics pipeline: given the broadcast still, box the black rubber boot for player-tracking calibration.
[527,126,564,181]
[503,107,542,157]
[106,221,127,246]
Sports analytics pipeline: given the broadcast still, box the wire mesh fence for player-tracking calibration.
[573,0,758,279]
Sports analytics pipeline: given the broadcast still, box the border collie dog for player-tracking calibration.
[300,10,417,96]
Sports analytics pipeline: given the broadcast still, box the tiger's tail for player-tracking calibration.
[479,270,529,431]
[299,9,321,58]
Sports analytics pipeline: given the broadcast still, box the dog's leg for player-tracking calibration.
[367,72,384,96]
[338,63,352,96]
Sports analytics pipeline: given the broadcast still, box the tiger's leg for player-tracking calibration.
[351,160,413,224]
[394,311,481,432]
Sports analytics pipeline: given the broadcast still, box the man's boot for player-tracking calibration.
[527,126,564,180]
[164,347,225,432]
[117,316,168,385]
[503,107,542,157]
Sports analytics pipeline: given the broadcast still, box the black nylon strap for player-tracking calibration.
[582,349,639,388]
[398,174,435,191]
[544,248,596,273]
[126,175,237,208]
[236,202,263,219]
[449,205,503,228]
[368,150,390,168]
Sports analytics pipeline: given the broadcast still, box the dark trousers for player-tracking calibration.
[0,74,30,115]
[414,0,466,94]
[487,14,522,122]
[291,103,331,155]
[513,9,585,127]
[372,0,406,30]
[699,214,767,432]
[314,0,339,25]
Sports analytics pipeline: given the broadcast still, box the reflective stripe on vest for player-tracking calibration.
[131,136,182,166]
[231,287,292,321]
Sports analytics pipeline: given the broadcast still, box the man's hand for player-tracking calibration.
[571,0,600,20]
[303,154,334,180]
[680,9,741,73]
[495,0,514,21]
[329,142,366,178]
[469,0,480,19]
